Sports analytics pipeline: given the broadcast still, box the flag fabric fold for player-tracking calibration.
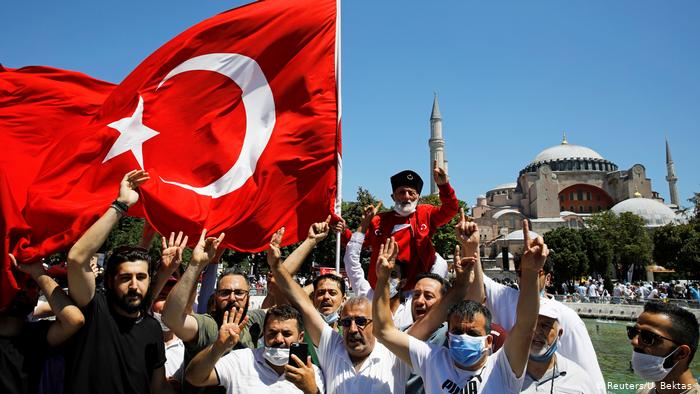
[0,0,339,310]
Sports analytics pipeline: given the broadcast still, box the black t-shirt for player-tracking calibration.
[63,289,166,394]
[0,320,51,394]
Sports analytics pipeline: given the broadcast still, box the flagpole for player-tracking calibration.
[334,0,343,274]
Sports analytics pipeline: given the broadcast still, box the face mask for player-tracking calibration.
[539,289,546,298]
[448,333,488,367]
[389,278,400,298]
[321,310,339,325]
[153,312,170,332]
[393,200,418,217]
[529,337,558,362]
[631,348,680,381]
[263,346,290,367]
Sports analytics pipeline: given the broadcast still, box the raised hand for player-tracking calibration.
[455,208,479,251]
[375,237,398,282]
[214,308,249,352]
[433,159,448,186]
[117,169,150,207]
[10,253,45,279]
[267,227,285,270]
[359,202,382,232]
[453,245,478,287]
[285,354,318,394]
[307,216,331,242]
[191,229,225,267]
[160,231,188,275]
[331,217,346,234]
[520,220,549,273]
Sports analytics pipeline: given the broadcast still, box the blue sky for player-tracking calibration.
[2,0,698,212]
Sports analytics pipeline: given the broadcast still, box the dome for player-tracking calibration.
[504,230,540,241]
[532,143,604,164]
[610,198,678,227]
[492,209,523,220]
[490,182,517,191]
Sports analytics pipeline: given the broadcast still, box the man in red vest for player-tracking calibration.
[347,161,459,291]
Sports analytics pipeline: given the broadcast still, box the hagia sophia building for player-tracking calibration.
[428,94,685,263]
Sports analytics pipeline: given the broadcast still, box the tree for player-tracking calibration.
[579,227,614,291]
[586,211,652,281]
[653,223,700,278]
[543,227,588,287]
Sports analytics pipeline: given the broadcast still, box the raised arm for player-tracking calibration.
[150,231,187,310]
[429,160,460,227]
[11,254,85,346]
[67,170,149,307]
[503,220,548,377]
[195,247,224,314]
[372,237,412,365]
[267,226,327,347]
[185,308,248,387]
[455,208,485,304]
[162,229,224,342]
[344,204,381,297]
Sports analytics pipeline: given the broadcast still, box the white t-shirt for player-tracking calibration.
[483,275,606,394]
[408,336,523,394]
[521,353,596,393]
[214,347,325,394]
[317,324,411,393]
[164,337,185,382]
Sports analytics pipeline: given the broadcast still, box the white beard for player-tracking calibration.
[393,200,418,217]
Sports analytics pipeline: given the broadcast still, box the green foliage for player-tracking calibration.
[586,211,652,280]
[653,223,700,278]
[419,194,468,258]
[543,227,589,286]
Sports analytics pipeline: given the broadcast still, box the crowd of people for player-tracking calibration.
[553,279,700,305]
[3,166,699,394]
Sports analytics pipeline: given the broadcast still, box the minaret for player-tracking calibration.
[665,138,679,206]
[429,93,447,195]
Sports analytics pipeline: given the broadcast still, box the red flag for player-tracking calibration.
[0,0,340,309]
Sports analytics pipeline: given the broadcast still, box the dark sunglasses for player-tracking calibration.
[339,316,372,329]
[626,326,678,346]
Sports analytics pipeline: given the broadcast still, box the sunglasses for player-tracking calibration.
[626,326,678,346]
[339,316,372,329]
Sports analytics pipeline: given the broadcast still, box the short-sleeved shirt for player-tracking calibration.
[164,337,185,382]
[214,347,324,394]
[408,336,524,394]
[0,320,51,394]
[521,354,596,393]
[317,324,411,393]
[483,275,606,393]
[63,289,166,394]
[183,309,267,394]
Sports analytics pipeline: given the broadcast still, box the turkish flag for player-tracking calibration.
[0,0,339,309]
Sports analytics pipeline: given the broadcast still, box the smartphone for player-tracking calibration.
[288,342,308,366]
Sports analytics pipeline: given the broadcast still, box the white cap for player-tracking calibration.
[538,298,559,321]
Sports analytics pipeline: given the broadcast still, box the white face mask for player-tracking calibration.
[153,312,170,332]
[263,346,290,366]
[389,278,400,298]
[631,348,680,381]
[392,199,418,216]
[321,309,339,325]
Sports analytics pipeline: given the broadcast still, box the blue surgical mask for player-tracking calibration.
[529,337,558,362]
[448,333,488,367]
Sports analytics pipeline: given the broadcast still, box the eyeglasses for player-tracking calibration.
[216,289,249,299]
[339,316,372,329]
[626,326,679,346]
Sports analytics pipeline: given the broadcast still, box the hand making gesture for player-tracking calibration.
[520,219,549,274]
[213,307,249,352]
[117,169,150,208]
[375,237,398,283]
[433,159,448,186]
[267,227,285,270]
[307,216,331,243]
[455,207,479,254]
[159,231,188,276]
[190,229,225,267]
[358,201,382,233]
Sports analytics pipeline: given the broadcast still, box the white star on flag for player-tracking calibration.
[102,96,159,168]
